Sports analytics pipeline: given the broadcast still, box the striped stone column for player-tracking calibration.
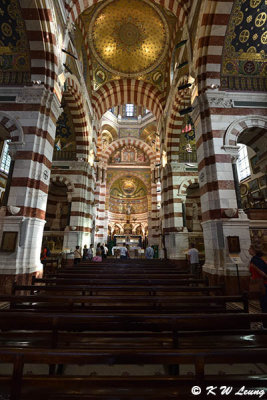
[94,166,107,245]
[148,179,160,247]
[194,91,251,291]
[55,163,95,251]
[0,88,61,289]
[161,161,189,259]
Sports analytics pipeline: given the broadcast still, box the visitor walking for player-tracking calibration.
[187,243,199,276]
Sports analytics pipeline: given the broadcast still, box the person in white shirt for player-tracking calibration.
[145,245,154,259]
[102,243,108,259]
[120,243,129,259]
[187,243,199,276]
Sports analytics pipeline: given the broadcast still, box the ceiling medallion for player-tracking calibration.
[89,0,169,77]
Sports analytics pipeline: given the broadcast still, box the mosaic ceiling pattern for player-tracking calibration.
[0,0,30,84]
[89,0,169,77]
[221,0,267,91]
[80,0,175,91]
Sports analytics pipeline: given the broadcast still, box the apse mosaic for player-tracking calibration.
[108,146,149,165]
[108,175,149,214]
[110,176,147,199]
[0,0,30,84]
[109,196,148,214]
[55,106,76,153]
[221,0,267,91]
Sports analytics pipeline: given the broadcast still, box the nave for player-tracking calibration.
[0,259,266,400]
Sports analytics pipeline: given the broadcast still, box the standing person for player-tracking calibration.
[187,243,199,276]
[120,243,128,260]
[74,245,82,265]
[145,245,154,259]
[103,243,108,259]
[88,244,94,261]
[96,243,102,256]
[82,244,89,260]
[249,244,267,315]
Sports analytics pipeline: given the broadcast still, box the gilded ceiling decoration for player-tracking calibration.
[0,0,30,84]
[221,0,267,91]
[89,0,169,78]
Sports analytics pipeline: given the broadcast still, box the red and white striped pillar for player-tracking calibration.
[0,88,61,289]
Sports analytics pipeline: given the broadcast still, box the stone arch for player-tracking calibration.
[179,177,199,195]
[65,0,189,26]
[20,0,59,91]
[102,138,156,166]
[50,175,75,195]
[166,80,192,161]
[224,116,267,147]
[0,112,24,144]
[63,75,91,158]
[193,0,232,92]
[92,79,164,121]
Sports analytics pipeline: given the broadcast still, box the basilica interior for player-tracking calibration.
[1,0,267,396]
[0,0,266,294]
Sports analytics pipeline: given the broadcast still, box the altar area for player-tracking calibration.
[112,235,143,257]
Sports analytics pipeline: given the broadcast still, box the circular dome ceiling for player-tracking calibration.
[89,0,169,77]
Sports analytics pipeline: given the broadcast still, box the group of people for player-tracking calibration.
[73,243,108,264]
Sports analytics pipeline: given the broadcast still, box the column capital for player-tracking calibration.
[221,145,240,163]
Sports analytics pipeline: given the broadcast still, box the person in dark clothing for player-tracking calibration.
[249,244,267,315]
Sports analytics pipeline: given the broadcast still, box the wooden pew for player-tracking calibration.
[32,276,208,286]
[45,272,196,279]
[0,346,267,400]
[0,293,249,313]
[12,283,224,296]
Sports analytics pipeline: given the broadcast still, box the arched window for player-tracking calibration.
[0,140,11,174]
[237,144,251,181]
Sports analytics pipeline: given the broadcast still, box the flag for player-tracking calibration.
[55,139,61,151]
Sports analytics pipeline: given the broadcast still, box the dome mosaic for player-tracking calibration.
[88,0,169,77]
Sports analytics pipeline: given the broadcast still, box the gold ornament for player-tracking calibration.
[255,12,267,27]
[239,29,250,42]
[88,0,169,77]
[235,11,244,25]
[261,31,267,43]
[250,0,262,7]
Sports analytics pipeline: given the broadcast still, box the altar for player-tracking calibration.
[114,234,142,248]
[113,235,143,257]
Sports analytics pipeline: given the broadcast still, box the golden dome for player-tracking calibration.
[89,0,169,77]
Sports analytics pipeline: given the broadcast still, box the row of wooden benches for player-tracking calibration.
[1,261,266,400]
[0,311,267,399]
